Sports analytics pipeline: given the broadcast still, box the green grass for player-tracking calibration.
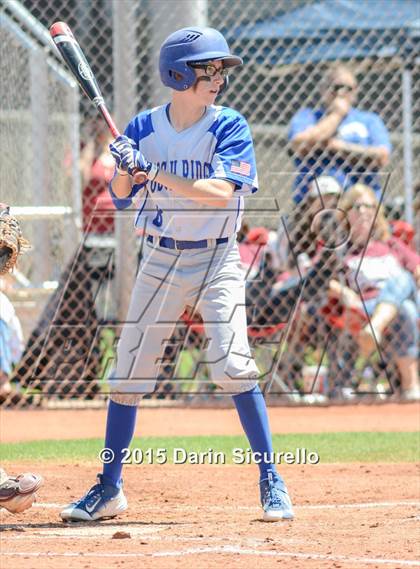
[1,432,418,463]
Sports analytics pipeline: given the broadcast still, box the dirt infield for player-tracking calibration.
[1,462,419,569]
[2,403,419,442]
[1,404,419,568]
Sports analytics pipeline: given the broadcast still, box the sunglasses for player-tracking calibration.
[331,83,355,93]
[351,202,376,211]
[189,63,229,78]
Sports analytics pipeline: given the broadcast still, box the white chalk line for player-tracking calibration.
[1,546,419,566]
[33,499,420,511]
[2,501,418,566]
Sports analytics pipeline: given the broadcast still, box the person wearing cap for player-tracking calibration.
[277,175,344,277]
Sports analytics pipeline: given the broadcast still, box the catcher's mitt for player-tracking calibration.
[0,469,43,514]
[0,204,30,275]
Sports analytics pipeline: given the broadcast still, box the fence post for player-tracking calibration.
[149,0,208,107]
[68,81,82,239]
[30,47,51,284]
[112,0,138,322]
[402,67,413,226]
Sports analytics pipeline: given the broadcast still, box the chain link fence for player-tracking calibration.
[1,0,418,408]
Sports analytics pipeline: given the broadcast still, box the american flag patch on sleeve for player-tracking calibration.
[230,160,251,176]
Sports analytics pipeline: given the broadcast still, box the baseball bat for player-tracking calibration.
[49,22,120,138]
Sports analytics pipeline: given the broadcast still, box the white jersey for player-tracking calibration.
[0,291,24,364]
[110,104,258,241]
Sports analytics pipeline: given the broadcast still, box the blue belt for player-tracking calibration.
[147,235,228,250]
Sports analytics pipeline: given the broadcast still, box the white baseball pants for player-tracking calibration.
[110,238,259,405]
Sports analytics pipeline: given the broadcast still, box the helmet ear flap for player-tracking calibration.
[161,62,196,90]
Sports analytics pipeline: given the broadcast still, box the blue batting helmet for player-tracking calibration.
[159,27,242,91]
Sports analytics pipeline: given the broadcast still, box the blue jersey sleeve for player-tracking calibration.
[108,112,151,210]
[210,110,258,196]
[367,113,392,152]
[288,108,318,140]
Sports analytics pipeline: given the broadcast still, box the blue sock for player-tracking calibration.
[102,400,137,488]
[232,384,280,481]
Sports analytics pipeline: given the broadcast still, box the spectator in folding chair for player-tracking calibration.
[269,177,345,392]
[276,175,344,283]
[326,183,419,401]
[242,214,335,398]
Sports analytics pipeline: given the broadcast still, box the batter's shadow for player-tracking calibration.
[0,519,189,530]
[1,521,65,530]
[251,518,294,524]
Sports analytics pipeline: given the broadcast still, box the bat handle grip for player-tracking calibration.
[98,104,120,138]
[98,104,145,179]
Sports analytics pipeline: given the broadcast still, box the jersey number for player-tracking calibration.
[152,206,163,227]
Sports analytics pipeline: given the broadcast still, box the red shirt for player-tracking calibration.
[82,155,115,234]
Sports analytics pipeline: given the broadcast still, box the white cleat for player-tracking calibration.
[60,475,127,522]
[260,472,294,522]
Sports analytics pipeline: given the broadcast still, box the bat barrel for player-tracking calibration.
[50,21,102,103]
[49,21,75,40]
[49,22,119,140]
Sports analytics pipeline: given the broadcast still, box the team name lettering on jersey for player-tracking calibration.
[148,160,212,193]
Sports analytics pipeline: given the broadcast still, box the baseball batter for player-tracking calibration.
[61,27,293,523]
